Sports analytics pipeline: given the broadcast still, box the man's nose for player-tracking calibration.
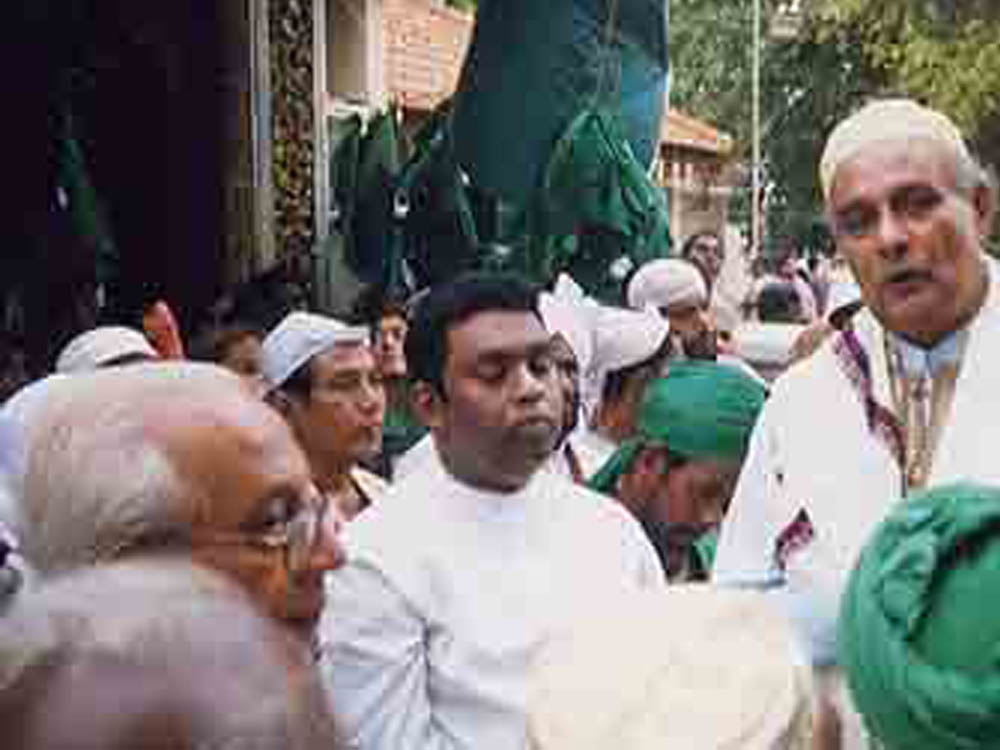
[877,206,909,258]
[358,376,385,412]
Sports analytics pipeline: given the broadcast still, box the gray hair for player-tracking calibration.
[19,362,251,575]
[0,559,341,749]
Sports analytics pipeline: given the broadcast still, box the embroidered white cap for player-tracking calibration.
[529,587,816,750]
[820,98,971,201]
[55,327,158,374]
[261,311,369,390]
[626,258,708,312]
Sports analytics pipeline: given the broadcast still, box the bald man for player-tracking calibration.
[0,560,340,750]
[18,362,345,638]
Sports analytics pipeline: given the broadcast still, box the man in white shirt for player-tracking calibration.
[713,99,999,748]
[317,273,664,750]
[261,312,388,520]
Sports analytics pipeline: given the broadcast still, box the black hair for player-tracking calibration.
[278,360,314,401]
[350,285,409,328]
[756,282,803,324]
[680,231,720,260]
[600,334,673,405]
[187,323,263,364]
[405,272,540,396]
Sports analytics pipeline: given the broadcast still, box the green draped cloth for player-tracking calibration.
[589,362,767,495]
[839,483,1000,750]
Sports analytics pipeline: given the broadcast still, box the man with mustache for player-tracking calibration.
[317,273,663,750]
[713,99,999,748]
[261,312,387,521]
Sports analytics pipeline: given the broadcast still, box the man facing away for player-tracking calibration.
[317,272,664,750]
[713,99,999,747]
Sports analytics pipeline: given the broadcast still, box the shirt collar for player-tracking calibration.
[890,327,968,379]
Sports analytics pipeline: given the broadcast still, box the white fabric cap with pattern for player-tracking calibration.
[528,587,816,750]
[261,311,369,390]
[55,327,158,374]
[581,305,669,419]
[539,275,597,374]
[626,258,707,312]
[820,98,972,201]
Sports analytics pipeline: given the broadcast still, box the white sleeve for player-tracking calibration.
[712,397,794,588]
[628,519,669,590]
[316,560,447,750]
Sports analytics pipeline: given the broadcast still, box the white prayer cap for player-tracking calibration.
[820,98,972,201]
[528,587,816,750]
[261,311,368,390]
[626,258,707,311]
[539,275,597,373]
[826,277,862,319]
[581,305,669,418]
[55,327,157,374]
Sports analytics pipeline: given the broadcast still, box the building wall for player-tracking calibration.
[382,0,472,111]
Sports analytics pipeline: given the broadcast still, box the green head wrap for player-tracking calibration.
[589,362,767,494]
[839,483,1000,750]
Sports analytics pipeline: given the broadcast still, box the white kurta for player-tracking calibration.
[713,257,1000,742]
[317,450,664,750]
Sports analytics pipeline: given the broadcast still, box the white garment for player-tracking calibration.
[392,432,435,482]
[317,452,664,750]
[570,428,618,483]
[713,256,1000,747]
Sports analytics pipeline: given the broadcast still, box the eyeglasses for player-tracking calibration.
[187,492,332,575]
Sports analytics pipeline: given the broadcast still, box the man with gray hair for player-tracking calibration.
[0,559,341,749]
[17,362,345,637]
[713,99,999,747]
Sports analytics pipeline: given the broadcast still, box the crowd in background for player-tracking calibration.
[0,98,998,750]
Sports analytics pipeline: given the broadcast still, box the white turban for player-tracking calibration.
[261,311,368,390]
[820,98,972,201]
[55,327,157,374]
[582,305,669,419]
[539,275,596,374]
[626,258,707,312]
[529,587,816,750]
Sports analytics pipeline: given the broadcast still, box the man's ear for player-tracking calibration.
[265,389,293,418]
[972,182,997,238]
[633,444,670,480]
[411,381,444,430]
[618,445,670,517]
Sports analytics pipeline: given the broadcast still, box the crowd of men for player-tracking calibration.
[0,98,997,750]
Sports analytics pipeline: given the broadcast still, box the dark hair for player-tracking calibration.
[350,285,409,328]
[269,356,318,404]
[601,335,673,405]
[680,231,720,260]
[405,272,540,396]
[756,282,803,324]
[188,323,262,364]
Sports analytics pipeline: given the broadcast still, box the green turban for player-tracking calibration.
[839,483,1000,750]
[589,362,767,494]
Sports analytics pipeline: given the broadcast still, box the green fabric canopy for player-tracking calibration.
[589,362,767,494]
[839,482,1000,750]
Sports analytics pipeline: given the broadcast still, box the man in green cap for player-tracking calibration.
[590,361,767,581]
[839,482,1000,750]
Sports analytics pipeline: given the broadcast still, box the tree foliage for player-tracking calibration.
[669,0,1000,250]
[812,0,1000,160]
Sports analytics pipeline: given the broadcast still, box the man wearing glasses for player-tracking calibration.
[262,311,387,521]
[17,361,345,638]
[318,273,663,750]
